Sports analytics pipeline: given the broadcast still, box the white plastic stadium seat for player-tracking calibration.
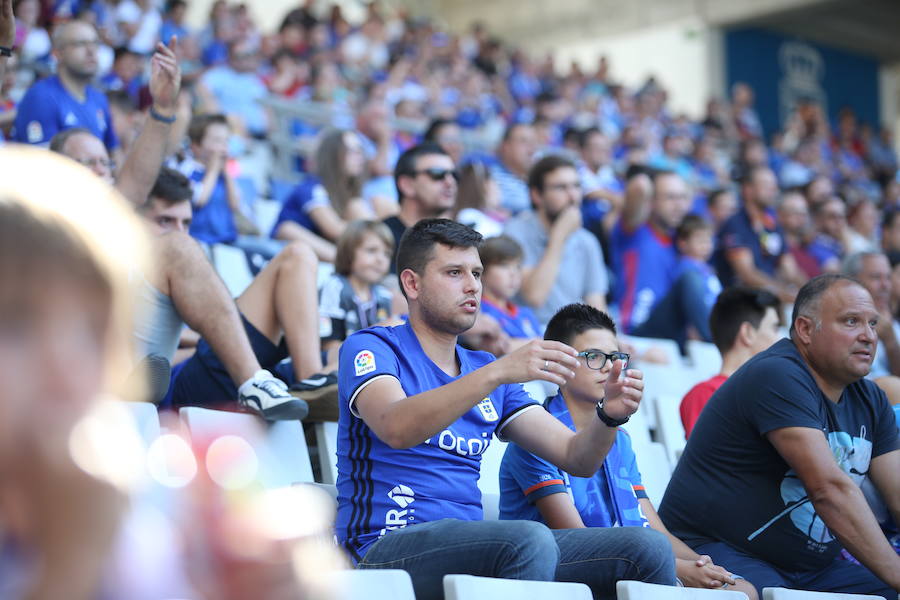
[444,574,592,600]
[314,421,339,484]
[617,580,749,600]
[210,243,254,298]
[685,340,722,381]
[333,569,415,600]
[179,406,314,487]
[655,394,688,465]
[762,588,884,600]
[631,441,671,508]
[252,198,283,235]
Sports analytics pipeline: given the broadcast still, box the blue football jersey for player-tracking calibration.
[335,322,538,562]
[611,222,678,332]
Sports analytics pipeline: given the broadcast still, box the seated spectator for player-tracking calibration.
[578,126,624,237]
[706,187,738,232]
[115,0,162,56]
[13,0,51,65]
[423,117,464,166]
[847,199,879,255]
[14,20,119,150]
[491,122,537,215]
[713,166,805,302]
[506,153,608,324]
[778,190,822,279]
[197,39,270,140]
[319,220,397,368]
[882,210,900,255]
[680,287,781,437]
[634,214,722,348]
[100,46,143,100]
[160,0,190,43]
[334,218,674,599]
[807,196,849,273]
[500,303,757,599]
[138,168,336,419]
[659,274,900,599]
[454,162,505,237]
[610,169,691,333]
[478,235,542,346]
[273,128,374,262]
[382,142,458,271]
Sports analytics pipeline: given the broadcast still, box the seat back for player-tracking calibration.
[617,580,749,600]
[762,588,884,600]
[333,569,416,600]
[444,574,592,600]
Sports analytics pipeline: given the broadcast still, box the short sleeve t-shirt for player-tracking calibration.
[610,222,678,332]
[334,322,539,562]
[271,177,329,238]
[480,297,542,339]
[713,207,786,287]
[499,393,650,528]
[659,338,900,572]
[319,273,392,343]
[176,158,238,245]
[504,211,608,324]
[679,374,728,438]
[13,75,118,149]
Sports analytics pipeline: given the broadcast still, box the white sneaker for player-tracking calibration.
[238,370,309,421]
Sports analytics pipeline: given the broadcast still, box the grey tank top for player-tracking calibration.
[133,273,184,362]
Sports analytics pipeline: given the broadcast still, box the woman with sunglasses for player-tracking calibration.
[499,303,759,599]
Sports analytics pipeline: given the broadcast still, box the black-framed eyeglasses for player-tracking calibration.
[414,168,459,182]
[576,349,630,371]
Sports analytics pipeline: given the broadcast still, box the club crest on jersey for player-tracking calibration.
[476,397,498,422]
[354,350,376,376]
[26,121,43,143]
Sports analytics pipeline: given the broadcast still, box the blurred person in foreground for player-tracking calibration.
[660,274,900,599]
[0,146,345,599]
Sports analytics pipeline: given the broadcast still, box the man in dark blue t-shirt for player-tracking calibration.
[659,274,900,599]
[336,219,674,599]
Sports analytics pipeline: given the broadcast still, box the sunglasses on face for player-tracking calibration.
[414,168,460,182]
[576,349,630,371]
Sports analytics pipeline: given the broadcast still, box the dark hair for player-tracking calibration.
[423,118,455,144]
[706,187,732,208]
[49,127,95,154]
[334,220,394,277]
[394,142,450,202]
[709,287,780,353]
[395,218,482,297]
[675,214,712,243]
[188,113,229,145]
[454,162,492,214]
[883,209,900,231]
[790,273,859,336]
[501,122,531,144]
[544,303,617,346]
[113,46,140,62]
[315,129,362,216]
[147,167,192,207]
[479,235,523,269]
[106,89,137,113]
[577,126,603,149]
[527,153,576,192]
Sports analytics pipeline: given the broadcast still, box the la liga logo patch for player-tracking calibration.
[354,350,376,376]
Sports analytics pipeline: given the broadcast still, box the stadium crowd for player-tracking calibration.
[1,0,900,598]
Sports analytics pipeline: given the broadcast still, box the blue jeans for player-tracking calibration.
[632,269,712,351]
[695,541,895,600]
[357,519,675,600]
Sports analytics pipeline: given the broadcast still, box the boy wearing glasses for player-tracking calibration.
[500,303,758,599]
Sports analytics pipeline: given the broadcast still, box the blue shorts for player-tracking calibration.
[170,314,292,409]
[693,540,895,600]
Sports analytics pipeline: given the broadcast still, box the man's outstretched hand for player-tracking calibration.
[149,36,182,116]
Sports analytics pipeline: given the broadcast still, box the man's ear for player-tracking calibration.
[793,315,815,345]
[399,268,420,300]
[397,174,415,200]
[736,321,755,348]
[529,187,541,212]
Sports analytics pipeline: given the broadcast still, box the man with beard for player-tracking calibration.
[505,154,608,324]
[335,218,674,599]
[659,274,900,599]
[14,21,118,150]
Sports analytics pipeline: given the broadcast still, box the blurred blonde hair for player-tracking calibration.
[0,146,150,400]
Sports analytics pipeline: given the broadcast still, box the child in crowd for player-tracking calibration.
[478,235,542,347]
[455,162,507,237]
[673,214,723,342]
[500,303,758,599]
[319,220,397,366]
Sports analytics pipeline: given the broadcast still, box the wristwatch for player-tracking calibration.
[596,398,630,427]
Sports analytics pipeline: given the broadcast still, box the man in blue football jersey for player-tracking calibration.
[14,20,118,150]
[335,218,675,599]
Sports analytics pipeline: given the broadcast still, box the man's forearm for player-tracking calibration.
[364,364,504,449]
[115,117,172,206]
[560,416,617,477]
[813,481,900,589]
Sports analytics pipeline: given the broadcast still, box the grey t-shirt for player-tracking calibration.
[504,210,608,324]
